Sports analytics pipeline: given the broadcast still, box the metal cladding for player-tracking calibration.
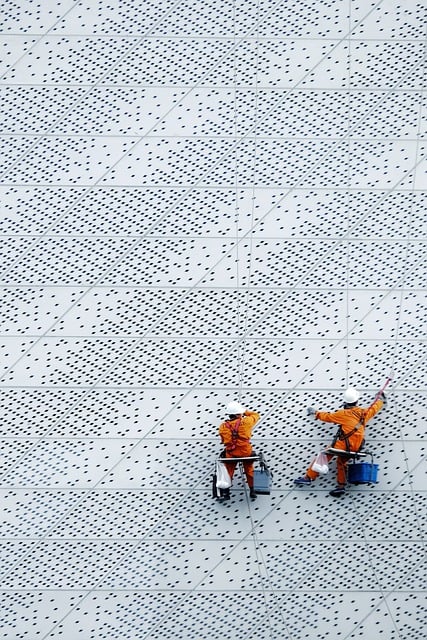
[0,1,425,639]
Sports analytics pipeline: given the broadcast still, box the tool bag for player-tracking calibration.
[212,460,232,498]
[253,451,273,494]
[310,451,329,474]
[216,460,231,489]
[253,468,272,494]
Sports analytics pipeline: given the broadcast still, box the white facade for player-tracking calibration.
[0,1,425,638]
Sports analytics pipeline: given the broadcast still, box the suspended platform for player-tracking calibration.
[325,448,379,485]
[212,451,273,499]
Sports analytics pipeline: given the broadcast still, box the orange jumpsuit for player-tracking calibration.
[306,399,383,485]
[219,410,260,489]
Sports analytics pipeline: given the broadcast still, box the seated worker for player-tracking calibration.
[219,401,260,500]
[294,387,384,497]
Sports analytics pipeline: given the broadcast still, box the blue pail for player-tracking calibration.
[347,462,379,484]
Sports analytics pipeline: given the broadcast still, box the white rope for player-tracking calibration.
[233,3,291,636]
[342,24,427,640]
[232,0,243,400]
[345,0,352,388]
[238,45,258,401]
[397,414,427,555]
[340,2,400,636]
[239,466,294,640]
[347,493,404,639]
[239,7,287,636]
[390,28,426,376]
[387,12,426,568]
[236,4,258,401]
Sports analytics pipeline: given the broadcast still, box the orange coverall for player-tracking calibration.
[219,410,260,489]
[306,399,383,485]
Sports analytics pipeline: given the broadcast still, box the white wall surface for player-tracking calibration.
[0,1,425,639]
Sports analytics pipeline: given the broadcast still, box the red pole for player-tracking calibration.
[371,370,394,405]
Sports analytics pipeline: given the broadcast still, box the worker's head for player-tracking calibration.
[343,387,360,406]
[226,400,245,418]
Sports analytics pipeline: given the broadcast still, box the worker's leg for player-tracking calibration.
[243,461,257,499]
[336,456,348,486]
[243,461,254,488]
[328,456,349,496]
[224,459,237,481]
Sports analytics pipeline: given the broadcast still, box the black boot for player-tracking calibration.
[249,489,257,500]
[329,485,346,497]
[219,488,230,501]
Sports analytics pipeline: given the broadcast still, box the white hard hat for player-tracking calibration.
[226,401,245,415]
[343,387,360,404]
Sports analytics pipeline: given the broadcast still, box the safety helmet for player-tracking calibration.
[226,401,245,415]
[343,387,360,404]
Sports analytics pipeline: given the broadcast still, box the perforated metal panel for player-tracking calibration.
[0,1,426,639]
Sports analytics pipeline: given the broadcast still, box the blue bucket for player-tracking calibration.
[347,462,379,484]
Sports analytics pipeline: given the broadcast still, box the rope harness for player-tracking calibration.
[332,408,367,452]
[224,417,245,453]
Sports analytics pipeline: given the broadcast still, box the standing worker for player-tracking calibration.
[294,387,385,497]
[219,401,260,500]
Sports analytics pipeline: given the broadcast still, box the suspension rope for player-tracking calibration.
[232,0,243,400]
[238,36,258,400]
[388,13,426,558]
[238,5,283,634]
[347,493,404,639]
[342,23,427,640]
[235,4,258,400]
[390,28,426,376]
[232,2,289,636]
[341,1,398,635]
[397,412,427,557]
[239,466,294,640]
[344,7,396,629]
[345,0,352,388]
[241,469,275,639]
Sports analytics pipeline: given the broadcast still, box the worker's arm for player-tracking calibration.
[242,409,260,438]
[364,398,384,422]
[315,409,345,425]
[237,411,260,439]
[243,410,260,429]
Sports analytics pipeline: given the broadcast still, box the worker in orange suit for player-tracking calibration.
[218,401,260,500]
[294,387,385,497]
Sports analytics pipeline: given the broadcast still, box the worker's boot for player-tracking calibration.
[294,476,313,486]
[329,484,346,497]
[249,488,257,500]
[219,488,230,501]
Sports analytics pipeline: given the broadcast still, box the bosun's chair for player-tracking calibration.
[325,447,379,485]
[212,451,273,500]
